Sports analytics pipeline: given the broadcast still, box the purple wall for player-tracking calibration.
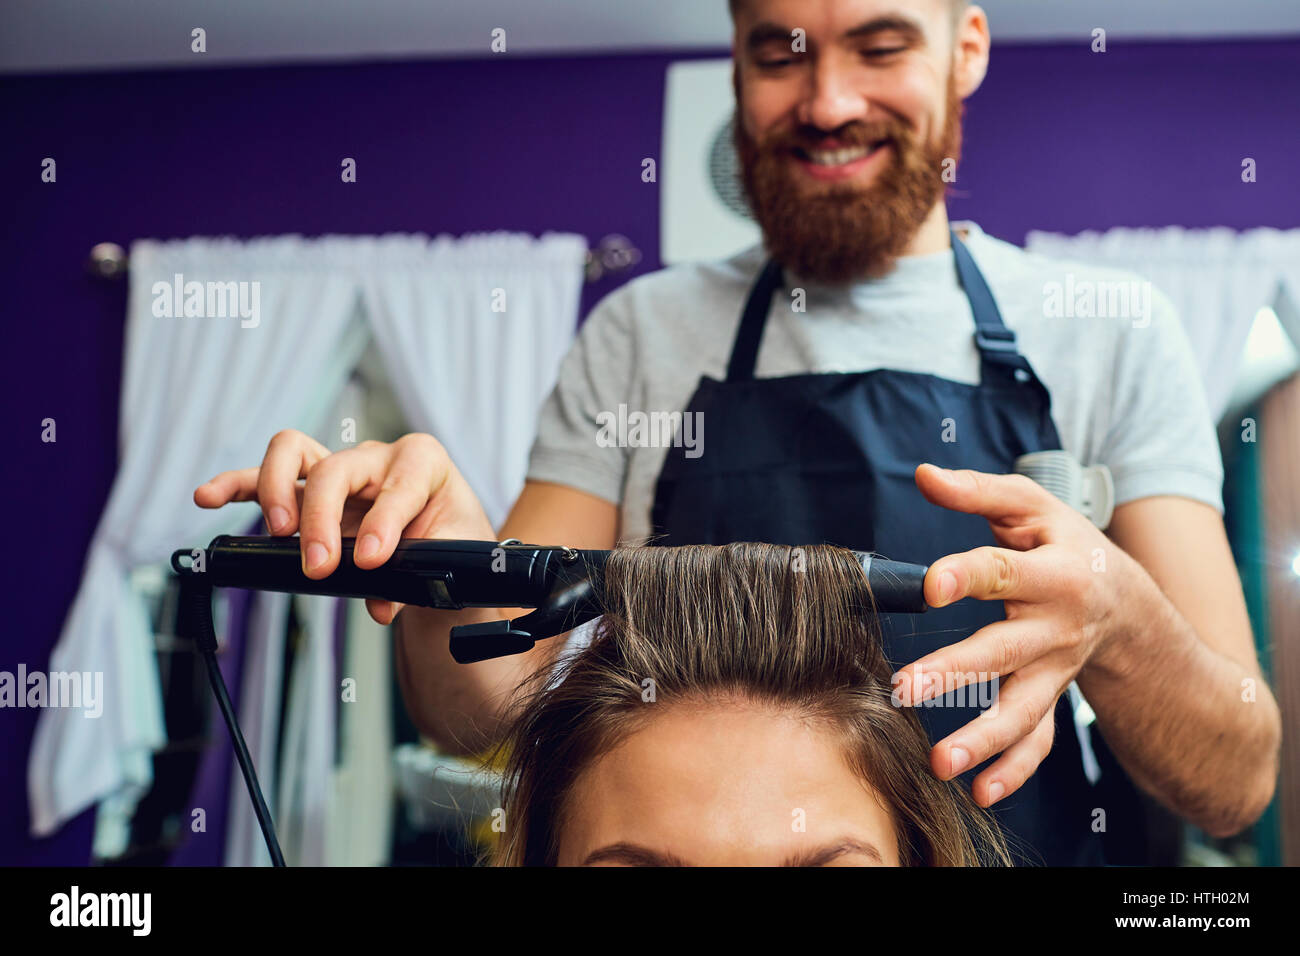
[3,38,1298,866]
[951,39,1300,237]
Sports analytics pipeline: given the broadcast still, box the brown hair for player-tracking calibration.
[728,0,970,26]
[491,543,1011,866]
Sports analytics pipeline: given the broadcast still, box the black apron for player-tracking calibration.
[649,230,1103,865]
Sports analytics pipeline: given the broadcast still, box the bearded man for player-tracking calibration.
[199,1,1280,866]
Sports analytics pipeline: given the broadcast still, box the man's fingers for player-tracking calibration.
[298,442,391,578]
[926,544,1057,607]
[971,707,1058,807]
[915,464,1058,528]
[365,598,403,626]
[353,436,449,569]
[256,430,330,535]
[893,618,1047,706]
[931,668,1061,782]
[193,429,329,530]
[195,467,261,507]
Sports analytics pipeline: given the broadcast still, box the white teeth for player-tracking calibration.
[805,144,878,166]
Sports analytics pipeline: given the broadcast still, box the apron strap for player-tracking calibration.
[726,259,784,383]
[726,230,1038,384]
[950,228,1036,382]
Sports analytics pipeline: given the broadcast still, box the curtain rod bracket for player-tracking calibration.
[584,233,642,283]
[88,242,128,280]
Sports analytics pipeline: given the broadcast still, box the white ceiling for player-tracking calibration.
[3,0,1298,74]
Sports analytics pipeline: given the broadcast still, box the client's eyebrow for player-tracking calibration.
[782,839,884,867]
[578,840,884,866]
[580,843,690,867]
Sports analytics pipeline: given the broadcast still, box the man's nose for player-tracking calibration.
[798,62,872,133]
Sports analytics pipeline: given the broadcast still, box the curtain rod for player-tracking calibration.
[87,234,642,284]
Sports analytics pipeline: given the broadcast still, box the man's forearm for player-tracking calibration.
[1077,587,1281,837]
[393,604,559,754]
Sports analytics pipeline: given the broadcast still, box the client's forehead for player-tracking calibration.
[555,699,899,866]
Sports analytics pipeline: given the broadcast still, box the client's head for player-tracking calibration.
[494,542,1009,866]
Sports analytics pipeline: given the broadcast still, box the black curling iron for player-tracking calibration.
[176,535,931,662]
[170,535,930,865]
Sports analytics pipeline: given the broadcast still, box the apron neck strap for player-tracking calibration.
[950,227,1036,381]
[726,229,1035,383]
[726,259,784,383]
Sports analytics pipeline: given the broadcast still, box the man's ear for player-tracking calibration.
[952,5,991,98]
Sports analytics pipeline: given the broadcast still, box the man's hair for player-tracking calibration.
[491,542,1013,866]
[728,0,970,24]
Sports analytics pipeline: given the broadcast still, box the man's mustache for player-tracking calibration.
[755,124,912,153]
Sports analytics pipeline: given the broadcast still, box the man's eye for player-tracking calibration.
[862,47,906,59]
[758,58,797,69]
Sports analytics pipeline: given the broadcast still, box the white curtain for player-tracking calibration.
[30,232,586,847]
[325,599,395,866]
[272,593,339,867]
[360,232,586,526]
[29,237,369,839]
[1025,227,1300,422]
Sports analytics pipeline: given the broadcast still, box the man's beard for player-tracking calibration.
[735,74,964,283]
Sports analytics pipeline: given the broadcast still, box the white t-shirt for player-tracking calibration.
[526,220,1223,545]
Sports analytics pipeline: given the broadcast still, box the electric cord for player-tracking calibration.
[178,575,286,867]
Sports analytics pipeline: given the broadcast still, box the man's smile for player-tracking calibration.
[790,139,892,182]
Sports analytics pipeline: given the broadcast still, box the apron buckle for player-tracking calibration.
[973,327,1019,352]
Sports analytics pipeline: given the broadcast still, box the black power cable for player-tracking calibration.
[175,563,286,867]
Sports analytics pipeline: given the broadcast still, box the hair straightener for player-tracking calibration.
[171,535,930,866]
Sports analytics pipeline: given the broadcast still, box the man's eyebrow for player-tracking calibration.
[745,15,925,54]
[745,21,798,53]
[782,839,885,867]
[579,843,690,867]
[843,16,926,44]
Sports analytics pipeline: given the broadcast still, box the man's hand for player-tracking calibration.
[194,430,495,624]
[891,463,1154,809]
